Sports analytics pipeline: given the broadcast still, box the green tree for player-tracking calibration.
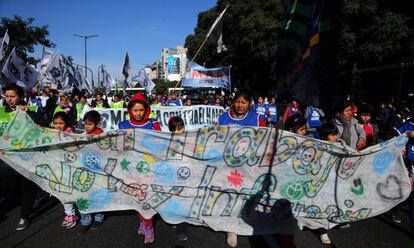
[185,0,285,96]
[152,80,178,96]
[0,15,55,65]
[186,0,414,98]
[340,0,413,68]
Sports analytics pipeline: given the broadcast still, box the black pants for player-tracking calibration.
[0,165,38,219]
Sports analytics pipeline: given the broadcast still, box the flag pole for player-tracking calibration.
[173,36,209,90]
[173,4,229,90]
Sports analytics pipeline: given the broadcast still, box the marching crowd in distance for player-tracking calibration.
[1,83,414,247]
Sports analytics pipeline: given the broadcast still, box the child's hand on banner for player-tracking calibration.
[17,105,28,112]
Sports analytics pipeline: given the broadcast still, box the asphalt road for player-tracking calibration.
[0,195,413,248]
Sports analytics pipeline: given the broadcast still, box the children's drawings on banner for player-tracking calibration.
[0,111,411,235]
[80,105,224,132]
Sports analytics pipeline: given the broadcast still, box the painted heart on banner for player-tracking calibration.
[376,175,403,201]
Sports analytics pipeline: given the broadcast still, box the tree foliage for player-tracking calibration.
[185,0,414,96]
[0,15,55,65]
[340,0,413,69]
[185,0,285,96]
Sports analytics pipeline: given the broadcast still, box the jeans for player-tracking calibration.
[80,213,104,226]
[0,166,38,220]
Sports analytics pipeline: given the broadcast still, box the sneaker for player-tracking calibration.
[227,232,237,248]
[90,221,103,230]
[16,218,30,231]
[77,225,89,236]
[137,222,145,235]
[144,226,155,244]
[391,214,402,224]
[61,214,77,229]
[320,233,332,245]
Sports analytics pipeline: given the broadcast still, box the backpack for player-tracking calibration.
[307,106,321,128]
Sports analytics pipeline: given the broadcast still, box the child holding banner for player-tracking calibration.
[315,122,340,245]
[52,95,76,128]
[167,116,188,241]
[217,90,265,247]
[77,110,105,235]
[118,93,161,244]
[52,112,77,229]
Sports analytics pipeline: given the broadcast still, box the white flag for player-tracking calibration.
[206,5,228,53]
[75,66,93,94]
[100,65,115,94]
[38,46,55,81]
[132,69,155,94]
[122,52,130,94]
[1,48,39,89]
[45,53,71,93]
[0,29,10,61]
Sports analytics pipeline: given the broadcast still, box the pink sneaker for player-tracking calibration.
[137,222,145,235]
[144,226,154,244]
[61,214,77,229]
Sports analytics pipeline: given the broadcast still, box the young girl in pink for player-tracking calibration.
[52,112,77,229]
[118,93,161,244]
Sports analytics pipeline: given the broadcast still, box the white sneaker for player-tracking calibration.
[227,232,237,247]
[320,233,332,245]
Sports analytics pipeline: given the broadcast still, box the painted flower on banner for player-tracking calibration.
[372,152,395,174]
[227,170,243,187]
[82,151,102,172]
[89,189,112,209]
[76,198,90,211]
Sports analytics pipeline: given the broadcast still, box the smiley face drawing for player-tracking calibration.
[64,152,77,163]
[177,167,191,180]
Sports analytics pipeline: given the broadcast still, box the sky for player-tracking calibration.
[0,0,217,81]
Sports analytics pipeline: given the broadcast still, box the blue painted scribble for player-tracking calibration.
[394,135,408,148]
[158,200,189,221]
[373,151,395,174]
[89,189,112,209]
[17,152,33,161]
[204,149,222,163]
[141,134,169,154]
[152,162,175,183]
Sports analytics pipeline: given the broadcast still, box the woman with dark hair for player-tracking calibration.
[0,83,49,231]
[217,91,265,127]
[216,90,265,247]
[333,101,366,150]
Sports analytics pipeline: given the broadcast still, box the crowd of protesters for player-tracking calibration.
[1,83,414,247]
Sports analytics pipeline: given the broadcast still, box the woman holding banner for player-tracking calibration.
[217,90,265,247]
[334,101,366,150]
[0,83,49,231]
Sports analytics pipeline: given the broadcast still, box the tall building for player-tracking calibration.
[159,45,187,82]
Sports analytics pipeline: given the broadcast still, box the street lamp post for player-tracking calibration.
[73,34,98,80]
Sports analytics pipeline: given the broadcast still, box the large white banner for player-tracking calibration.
[0,111,411,235]
[80,105,225,132]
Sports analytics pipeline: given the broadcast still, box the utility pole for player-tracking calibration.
[73,34,98,79]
